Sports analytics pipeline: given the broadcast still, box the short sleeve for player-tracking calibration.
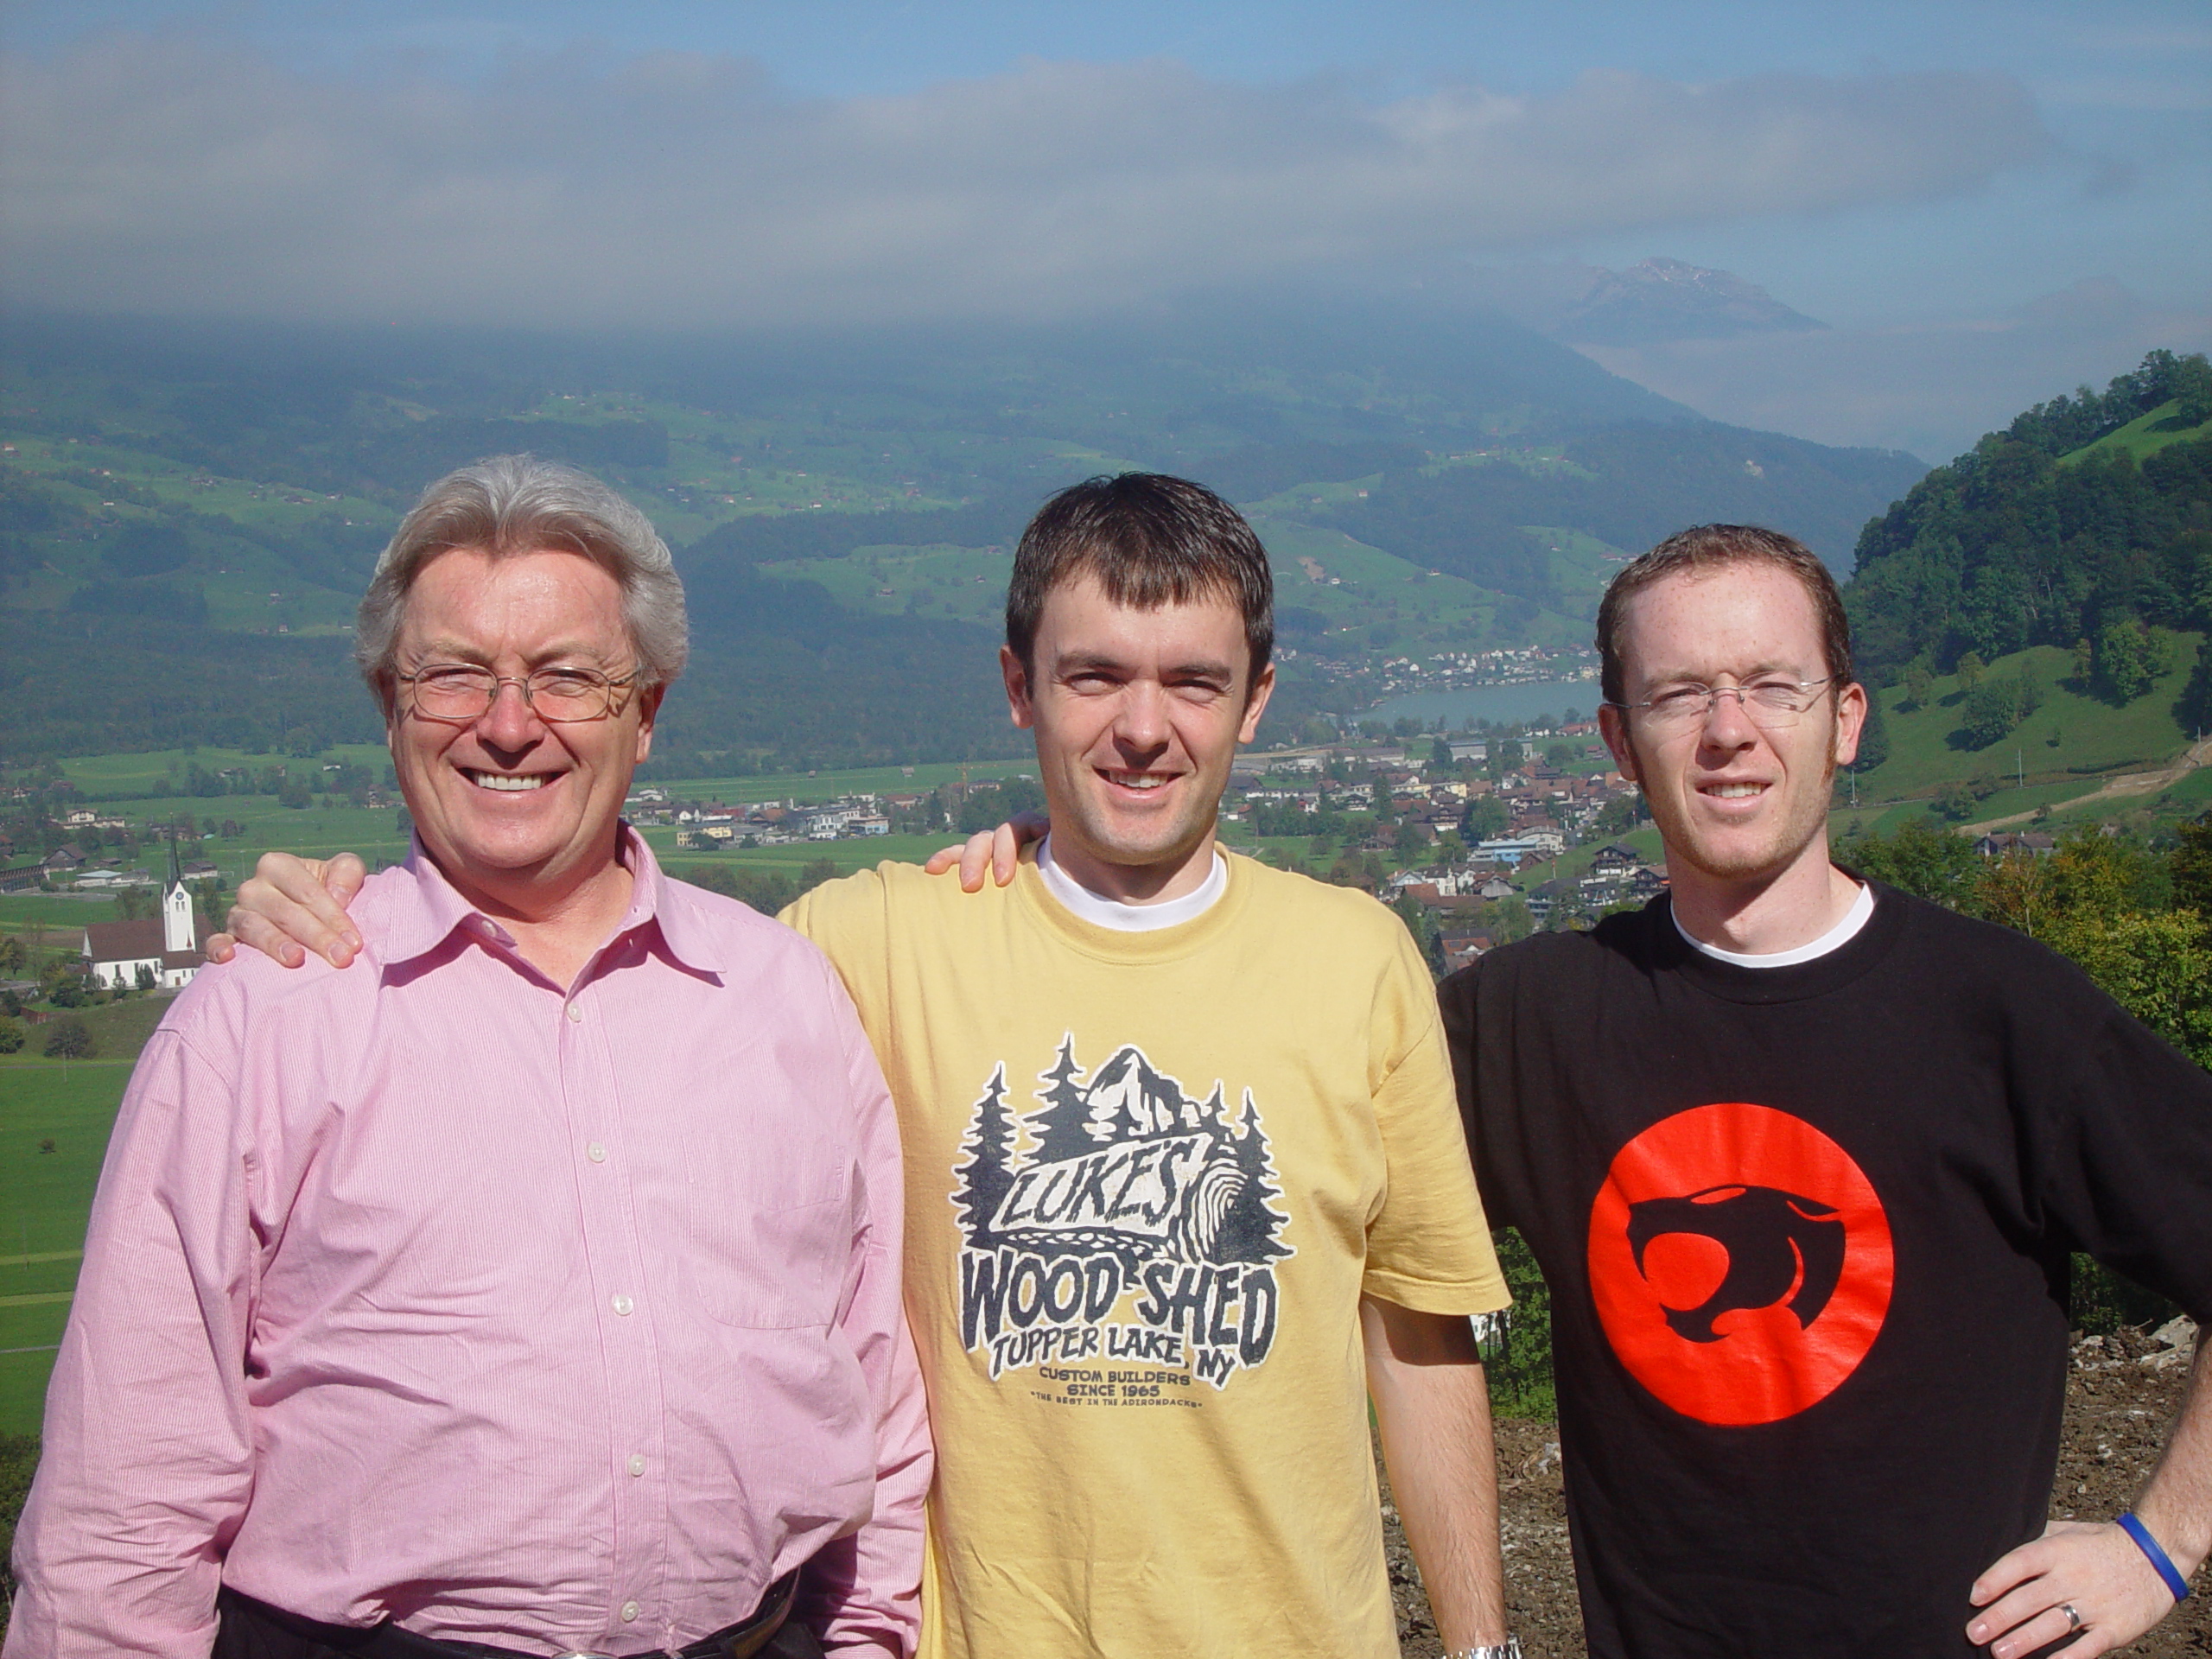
[2013,950,2212,1323]
[1361,925,1510,1317]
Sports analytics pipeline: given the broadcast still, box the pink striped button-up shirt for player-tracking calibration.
[7,834,930,1658]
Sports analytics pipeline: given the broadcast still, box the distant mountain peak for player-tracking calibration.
[1559,258,1827,346]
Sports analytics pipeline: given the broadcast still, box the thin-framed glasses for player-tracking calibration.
[397,663,642,724]
[1608,677,1834,731]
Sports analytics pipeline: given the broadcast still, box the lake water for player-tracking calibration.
[1362,677,1603,728]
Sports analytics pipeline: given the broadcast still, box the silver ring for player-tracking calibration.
[2061,1602,2082,1633]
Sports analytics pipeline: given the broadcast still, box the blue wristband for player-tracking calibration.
[2117,1510,2191,1602]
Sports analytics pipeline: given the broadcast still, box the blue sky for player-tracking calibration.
[3,0,2206,455]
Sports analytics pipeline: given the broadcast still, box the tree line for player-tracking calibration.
[1839,812,2212,1069]
[1845,352,2212,702]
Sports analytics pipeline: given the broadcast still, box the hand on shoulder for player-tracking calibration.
[205,852,367,969]
[920,812,1047,893]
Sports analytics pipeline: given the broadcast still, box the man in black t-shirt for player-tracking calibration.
[1443,524,2212,1658]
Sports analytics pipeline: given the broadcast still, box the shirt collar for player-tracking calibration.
[622,830,724,975]
[381,824,723,976]
[1034,834,1230,931]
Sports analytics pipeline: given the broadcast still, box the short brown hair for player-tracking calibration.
[1006,474,1273,680]
[1595,524,1852,705]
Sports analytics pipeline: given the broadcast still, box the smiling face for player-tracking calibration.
[387,546,658,917]
[1599,563,1865,897]
[1004,572,1274,903]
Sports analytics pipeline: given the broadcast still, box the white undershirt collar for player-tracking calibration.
[1035,835,1229,931]
[1674,880,1875,969]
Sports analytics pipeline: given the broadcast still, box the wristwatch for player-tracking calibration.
[1444,1641,1523,1659]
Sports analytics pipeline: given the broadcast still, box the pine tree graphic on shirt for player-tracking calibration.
[951,1035,1293,1391]
[950,1065,1021,1253]
[1027,1035,1096,1164]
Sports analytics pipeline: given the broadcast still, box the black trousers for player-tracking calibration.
[213,1587,825,1659]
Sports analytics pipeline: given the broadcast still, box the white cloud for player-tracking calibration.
[1571,278,2212,461]
[0,32,2054,330]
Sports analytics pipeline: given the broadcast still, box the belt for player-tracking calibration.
[219,1572,798,1659]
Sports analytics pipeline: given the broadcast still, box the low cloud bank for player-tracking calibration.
[1,32,2050,330]
[1573,279,2212,461]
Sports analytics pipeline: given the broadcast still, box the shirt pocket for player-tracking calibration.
[682,1121,852,1330]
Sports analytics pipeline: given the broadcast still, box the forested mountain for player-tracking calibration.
[1315,422,1915,617]
[2,300,1926,770]
[1845,351,2212,683]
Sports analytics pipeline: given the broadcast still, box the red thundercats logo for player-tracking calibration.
[1587,1103,1892,1426]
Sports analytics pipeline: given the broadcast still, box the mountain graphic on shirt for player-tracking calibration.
[952,1035,1291,1270]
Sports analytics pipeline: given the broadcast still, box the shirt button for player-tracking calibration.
[565,1002,583,1023]
[586,1142,607,1164]
[620,1600,640,1623]
[627,1453,646,1477]
[611,1292,634,1316]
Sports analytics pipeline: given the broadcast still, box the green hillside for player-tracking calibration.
[2,308,1925,770]
[1845,351,2212,681]
[0,1061,130,1433]
[1315,423,1918,630]
[2068,398,2212,464]
[765,472,1641,658]
[1833,624,2209,844]
[1850,635,2202,796]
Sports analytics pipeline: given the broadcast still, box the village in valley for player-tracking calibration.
[0,707,1659,1014]
[625,708,1659,975]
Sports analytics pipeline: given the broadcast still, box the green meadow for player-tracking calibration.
[643,757,1036,804]
[657,833,961,884]
[53,743,391,798]
[0,1063,131,1433]
[0,896,125,931]
[1847,635,2202,802]
[2066,399,2212,465]
[37,747,1033,811]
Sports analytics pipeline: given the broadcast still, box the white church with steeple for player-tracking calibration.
[81,843,208,992]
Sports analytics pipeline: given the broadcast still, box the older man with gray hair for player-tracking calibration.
[6,456,931,1659]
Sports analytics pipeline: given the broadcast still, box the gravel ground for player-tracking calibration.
[1386,1325,2206,1657]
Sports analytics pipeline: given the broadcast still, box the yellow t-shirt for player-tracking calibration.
[785,850,1507,1659]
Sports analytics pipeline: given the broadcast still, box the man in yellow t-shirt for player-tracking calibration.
[798,472,1515,1657]
[215,473,1517,1659]
[786,832,1502,1656]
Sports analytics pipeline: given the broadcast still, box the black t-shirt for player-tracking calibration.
[1441,883,2212,1658]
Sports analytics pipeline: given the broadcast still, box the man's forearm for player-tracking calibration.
[2135,1337,2212,1584]
[1361,1297,1509,1649]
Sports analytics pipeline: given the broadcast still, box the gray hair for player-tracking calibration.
[355,454,689,707]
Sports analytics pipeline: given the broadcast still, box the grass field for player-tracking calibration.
[1246,509,1603,651]
[757,542,1014,624]
[0,1063,130,1433]
[26,747,1034,813]
[656,832,966,884]
[2164,766,2212,806]
[2068,400,2212,464]
[1850,635,2202,804]
[644,757,1036,804]
[0,895,123,931]
[1836,780,2083,840]
[0,991,177,1434]
[52,743,391,798]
